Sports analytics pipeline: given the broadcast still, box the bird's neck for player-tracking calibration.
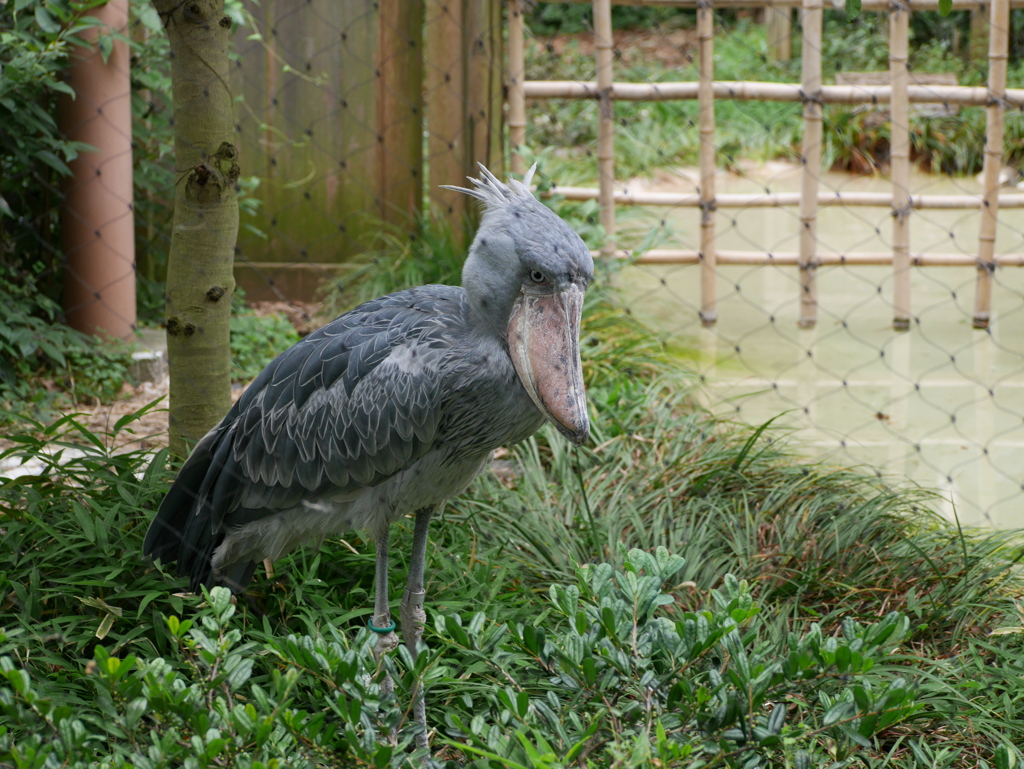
[461,240,519,343]
[463,292,510,345]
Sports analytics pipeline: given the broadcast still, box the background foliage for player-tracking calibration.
[0,0,175,415]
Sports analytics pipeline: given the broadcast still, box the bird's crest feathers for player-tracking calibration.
[440,163,538,211]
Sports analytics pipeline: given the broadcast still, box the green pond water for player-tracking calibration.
[618,162,1024,529]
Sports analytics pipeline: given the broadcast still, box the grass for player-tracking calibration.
[1,223,1024,765]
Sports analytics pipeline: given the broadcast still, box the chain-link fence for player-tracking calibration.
[512,0,1024,528]
[221,0,1024,528]
[221,0,1024,529]
[15,0,1024,527]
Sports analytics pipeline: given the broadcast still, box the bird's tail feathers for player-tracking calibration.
[143,426,242,593]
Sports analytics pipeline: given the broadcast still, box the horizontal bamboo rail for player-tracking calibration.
[620,250,1024,267]
[549,186,1024,210]
[524,80,1024,108]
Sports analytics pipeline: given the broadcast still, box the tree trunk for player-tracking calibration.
[154,0,239,459]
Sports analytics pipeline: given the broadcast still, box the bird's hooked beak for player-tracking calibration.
[507,283,589,445]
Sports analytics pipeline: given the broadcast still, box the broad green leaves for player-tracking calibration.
[0,546,990,768]
[480,547,923,767]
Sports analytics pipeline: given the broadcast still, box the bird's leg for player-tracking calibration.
[401,506,434,653]
[401,505,435,750]
[372,529,399,698]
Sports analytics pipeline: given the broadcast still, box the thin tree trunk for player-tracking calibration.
[154,0,239,458]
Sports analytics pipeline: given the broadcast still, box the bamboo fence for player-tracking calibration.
[508,0,1024,329]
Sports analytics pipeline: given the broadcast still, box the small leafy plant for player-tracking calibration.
[431,547,921,768]
[0,587,420,769]
[0,269,134,415]
[230,302,300,384]
[0,552,922,768]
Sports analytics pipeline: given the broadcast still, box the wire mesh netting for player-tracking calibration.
[516,1,1024,528]
[10,0,1024,529]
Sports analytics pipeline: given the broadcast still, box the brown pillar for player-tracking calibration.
[59,0,136,341]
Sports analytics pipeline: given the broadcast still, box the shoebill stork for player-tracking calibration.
[143,165,593,747]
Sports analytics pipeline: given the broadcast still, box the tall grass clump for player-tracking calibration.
[2,219,1023,766]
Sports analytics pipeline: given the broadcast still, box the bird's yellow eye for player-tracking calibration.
[529,270,545,284]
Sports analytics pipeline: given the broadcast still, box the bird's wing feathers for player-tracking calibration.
[145,285,475,583]
[226,287,466,514]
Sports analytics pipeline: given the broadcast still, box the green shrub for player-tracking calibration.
[230,307,301,385]
[433,549,922,767]
[0,268,134,416]
[527,4,692,35]
[0,553,924,768]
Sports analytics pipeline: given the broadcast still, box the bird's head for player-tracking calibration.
[444,165,594,446]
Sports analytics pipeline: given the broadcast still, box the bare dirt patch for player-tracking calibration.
[248,300,327,336]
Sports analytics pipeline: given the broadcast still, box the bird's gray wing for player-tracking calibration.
[149,285,469,584]
[219,287,467,521]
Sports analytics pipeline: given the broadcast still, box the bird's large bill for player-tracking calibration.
[508,283,589,445]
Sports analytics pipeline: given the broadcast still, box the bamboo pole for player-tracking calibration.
[508,0,527,176]
[620,249,1024,266]
[890,1,911,330]
[766,5,792,61]
[548,186,1024,209]
[594,0,616,259]
[522,80,1024,108]
[973,0,1009,329]
[797,0,822,328]
[698,0,717,325]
